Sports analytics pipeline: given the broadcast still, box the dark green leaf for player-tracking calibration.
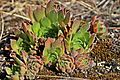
[58,10,64,23]
[84,32,90,44]
[26,31,35,45]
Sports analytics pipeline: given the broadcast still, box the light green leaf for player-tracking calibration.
[5,67,12,75]
[11,40,20,55]
[17,38,23,46]
[41,17,51,27]
[31,22,40,37]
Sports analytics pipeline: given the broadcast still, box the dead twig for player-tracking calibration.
[76,1,100,14]
[97,0,106,7]
[56,1,73,12]
[0,14,4,41]
[0,10,31,21]
[36,75,89,80]
[102,0,110,8]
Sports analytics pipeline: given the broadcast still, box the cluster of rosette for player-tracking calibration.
[5,0,107,79]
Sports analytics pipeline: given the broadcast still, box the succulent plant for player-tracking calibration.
[4,50,44,80]
[71,20,96,53]
[74,53,95,70]
[43,35,65,65]
[9,0,97,76]
[26,55,44,79]
[56,51,95,73]
[89,16,108,39]
[56,54,75,73]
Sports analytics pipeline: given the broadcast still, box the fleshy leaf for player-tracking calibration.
[58,10,64,23]
[71,20,80,34]
[14,56,26,68]
[41,17,51,27]
[14,28,29,42]
[11,40,20,55]
[97,21,107,34]
[26,31,35,45]
[45,0,54,16]
[27,6,35,22]
[44,38,55,49]
[47,10,58,24]
[16,38,23,46]
[84,32,90,44]
[63,11,70,25]
[31,22,41,37]
[5,67,12,75]
[33,6,45,22]
[79,21,89,34]
[88,34,95,48]
[21,51,28,64]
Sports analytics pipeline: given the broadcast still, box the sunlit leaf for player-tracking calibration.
[16,38,23,46]
[5,67,12,75]
[31,22,40,37]
[41,17,51,27]
[11,40,20,55]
